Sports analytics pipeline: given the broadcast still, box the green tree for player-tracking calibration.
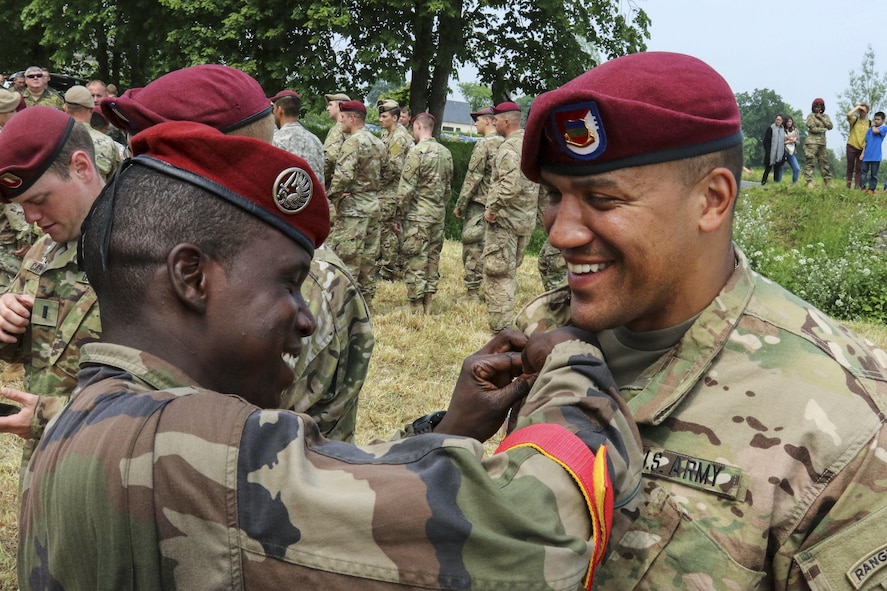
[735,89,799,167]
[837,45,887,140]
[458,81,492,112]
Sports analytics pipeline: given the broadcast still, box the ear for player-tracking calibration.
[697,167,737,234]
[166,243,213,314]
[69,150,96,184]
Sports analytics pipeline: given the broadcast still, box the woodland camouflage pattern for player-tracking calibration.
[0,202,35,291]
[273,121,325,185]
[20,337,643,590]
[455,131,502,292]
[282,244,373,443]
[515,247,887,591]
[377,124,413,278]
[484,129,538,331]
[82,121,120,181]
[395,136,453,303]
[0,235,101,449]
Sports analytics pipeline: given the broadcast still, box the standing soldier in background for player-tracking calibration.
[63,86,120,181]
[804,97,833,188]
[453,106,502,302]
[376,99,413,281]
[395,112,453,313]
[483,102,538,332]
[536,187,566,292]
[322,92,350,189]
[20,67,63,110]
[326,100,385,307]
[0,89,33,291]
[271,89,324,183]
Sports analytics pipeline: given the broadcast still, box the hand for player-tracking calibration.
[453,206,462,219]
[483,210,497,224]
[14,244,29,257]
[436,330,531,441]
[392,222,402,235]
[0,293,34,344]
[522,326,602,375]
[0,387,38,439]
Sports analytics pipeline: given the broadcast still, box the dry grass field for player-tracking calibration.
[0,240,884,589]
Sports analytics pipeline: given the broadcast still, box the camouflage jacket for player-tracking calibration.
[395,137,453,223]
[282,244,373,442]
[273,121,325,185]
[0,235,101,439]
[515,246,887,591]
[0,202,35,280]
[487,129,538,236]
[22,89,64,110]
[20,338,642,590]
[83,122,120,181]
[323,121,347,186]
[805,113,834,146]
[380,124,413,192]
[328,127,385,217]
[455,131,503,211]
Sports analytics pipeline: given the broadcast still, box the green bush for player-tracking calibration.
[734,184,887,323]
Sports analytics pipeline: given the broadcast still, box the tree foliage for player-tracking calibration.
[735,88,803,167]
[458,82,492,112]
[837,45,887,141]
[1,0,649,135]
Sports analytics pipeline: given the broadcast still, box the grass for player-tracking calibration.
[0,222,885,588]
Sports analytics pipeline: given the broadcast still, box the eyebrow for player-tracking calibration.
[540,173,619,191]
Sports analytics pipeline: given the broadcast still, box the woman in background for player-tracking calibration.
[761,113,785,185]
[783,116,800,184]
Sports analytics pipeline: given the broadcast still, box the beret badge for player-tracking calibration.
[274,167,313,214]
[0,173,23,190]
[549,101,607,161]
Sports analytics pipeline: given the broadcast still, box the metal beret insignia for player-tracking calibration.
[0,172,23,190]
[274,167,313,214]
[549,101,607,161]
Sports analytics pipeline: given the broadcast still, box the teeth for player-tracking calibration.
[567,262,609,274]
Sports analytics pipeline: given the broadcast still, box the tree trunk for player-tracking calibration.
[427,0,463,137]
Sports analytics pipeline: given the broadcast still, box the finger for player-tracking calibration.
[477,329,528,355]
[1,387,38,406]
[473,353,524,385]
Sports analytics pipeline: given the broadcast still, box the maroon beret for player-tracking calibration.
[16,95,26,113]
[470,106,495,120]
[270,89,300,102]
[339,100,366,115]
[522,52,743,182]
[101,64,272,135]
[0,106,75,201]
[129,121,329,254]
[492,102,521,114]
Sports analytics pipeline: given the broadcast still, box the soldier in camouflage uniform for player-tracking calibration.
[516,51,887,591]
[483,102,539,332]
[271,89,325,183]
[0,203,35,292]
[20,66,64,110]
[453,106,503,301]
[377,99,413,280]
[326,100,386,305]
[535,187,566,292]
[19,122,643,590]
[322,92,350,189]
[804,98,833,188]
[395,113,453,312]
[0,107,104,464]
[63,85,120,181]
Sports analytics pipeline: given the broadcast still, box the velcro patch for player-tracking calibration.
[642,447,745,500]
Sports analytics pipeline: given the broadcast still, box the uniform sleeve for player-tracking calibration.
[327,138,357,209]
[455,141,487,210]
[395,149,422,219]
[487,147,519,217]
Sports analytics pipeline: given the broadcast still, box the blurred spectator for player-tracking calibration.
[63,85,120,180]
[11,72,26,94]
[761,114,785,185]
[783,116,800,184]
[106,83,117,97]
[845,103,869,188]
[21,66,63,109]
[86,79,107,102]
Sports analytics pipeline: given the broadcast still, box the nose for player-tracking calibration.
[295,300,316,339]
[544,194,593,251]
[20,203,41,224]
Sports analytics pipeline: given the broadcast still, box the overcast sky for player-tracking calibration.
[640,0,887,147]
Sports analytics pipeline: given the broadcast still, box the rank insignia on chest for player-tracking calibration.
[642,447,746,500]
[549,101,607,161]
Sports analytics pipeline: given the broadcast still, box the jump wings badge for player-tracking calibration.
[549,101,607,161]
[274,167,313,214]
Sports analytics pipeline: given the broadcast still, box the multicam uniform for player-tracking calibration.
[326,127,385,302]
[0,203,35,291]
[282,244,373,443]
[804,112,833,185]
[395,136,453,305]
[377,124,413,279]
[273,121,325,184]
[20,336,643,590]
[454,130,503,293]
[484,129,538,332]
[21,89,64,110]
[516,246,887,591]
[81,121,120,181]
[535,187,566,292]
[0,235,101,465]
[322,121,347,189]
